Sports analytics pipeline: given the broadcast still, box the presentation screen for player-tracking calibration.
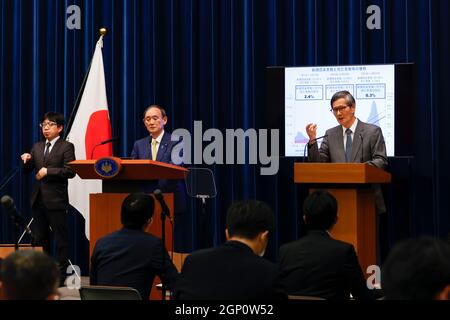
[284,64,395,157]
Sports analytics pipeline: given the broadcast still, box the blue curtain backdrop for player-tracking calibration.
[1,0,449,274]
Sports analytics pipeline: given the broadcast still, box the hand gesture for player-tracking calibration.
[36,167,48,181]
[305,123,317,142]
[21,153,32,164]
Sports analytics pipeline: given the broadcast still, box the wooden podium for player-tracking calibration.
[0,244,43,259]
[294,163,391,273]
[68,159,188,299]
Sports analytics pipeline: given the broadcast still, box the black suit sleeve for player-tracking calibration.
[130,141,139,159]
[307,133,331,163]
[342,245,373,300]
[151,240,179,290]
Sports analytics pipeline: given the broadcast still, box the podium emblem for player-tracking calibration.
[94,157,122,179]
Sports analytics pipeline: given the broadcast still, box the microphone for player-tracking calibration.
[1,195,34,239]
[98,137,118,145]
[153,189,173,223]
[303,134,328,161]
[90,137,118,159]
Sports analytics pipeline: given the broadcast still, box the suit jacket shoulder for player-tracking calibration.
[278,231,370,300]
[175,241,285,300]
[325,124,343,136]
[91,228,178,299]
[279,232,353,259]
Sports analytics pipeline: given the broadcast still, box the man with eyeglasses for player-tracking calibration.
[305,91,388,212]
[21,112,75,286]
[130,105,189,253]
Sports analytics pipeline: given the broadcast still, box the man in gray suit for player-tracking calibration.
[306,90,388,213]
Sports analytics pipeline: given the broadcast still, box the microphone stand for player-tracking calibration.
[13,215,35,251]
[0,170,21,251]
[303,143,310,163]
[91,142,107,159]
[303,135,328,162]
[2,195,36,252]
[14,224,19,251]
[90,139,116,159]
[197,195,209,249]
[160,206,167,300]
[10,212,21,252]
[18,218,34,245]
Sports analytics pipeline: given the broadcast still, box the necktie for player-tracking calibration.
[44,142,51,163]
[345,129,352,162]
[151,139,158,161]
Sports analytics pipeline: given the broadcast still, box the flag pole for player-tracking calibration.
[64,28,108,139]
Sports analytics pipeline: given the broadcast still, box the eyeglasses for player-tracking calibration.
[39,121,58,128]
[330,105,350,114]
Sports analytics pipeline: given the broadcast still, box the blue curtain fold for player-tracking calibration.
[1,0,449,275]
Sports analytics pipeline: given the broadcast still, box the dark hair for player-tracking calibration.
[381,237,450,300]
[143,105,167,119]
[1,251,59,300]
[42,112,65,126]
[121,193,155,229]
[303,190,338,230]
[226,200,274,239]
[330,90,355,108]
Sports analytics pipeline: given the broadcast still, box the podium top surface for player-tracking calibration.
[68,159,188,180]
[294,163,391,184]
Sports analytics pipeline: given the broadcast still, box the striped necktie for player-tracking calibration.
[345,129,352,162]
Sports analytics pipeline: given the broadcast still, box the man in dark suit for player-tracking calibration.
[174,200,286,300]
[306,90,388,213]
[131,104,189,253]
[21,112,75,283]
[90,193,178,300]
[278,190,378,300]
[306,90,387,168]
[131,105,181,164]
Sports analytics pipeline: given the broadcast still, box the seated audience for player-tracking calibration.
[90,193,178,299]
[278,190,378,300]
[382,236,450,300]
[0,250,59,300]
[174,200,286,300]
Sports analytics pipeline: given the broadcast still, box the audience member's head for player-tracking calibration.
[121,193,155,230]
[0,250,59,300]
[225,200,275,256]
[303,190,338,231]
[382,237,450,300]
